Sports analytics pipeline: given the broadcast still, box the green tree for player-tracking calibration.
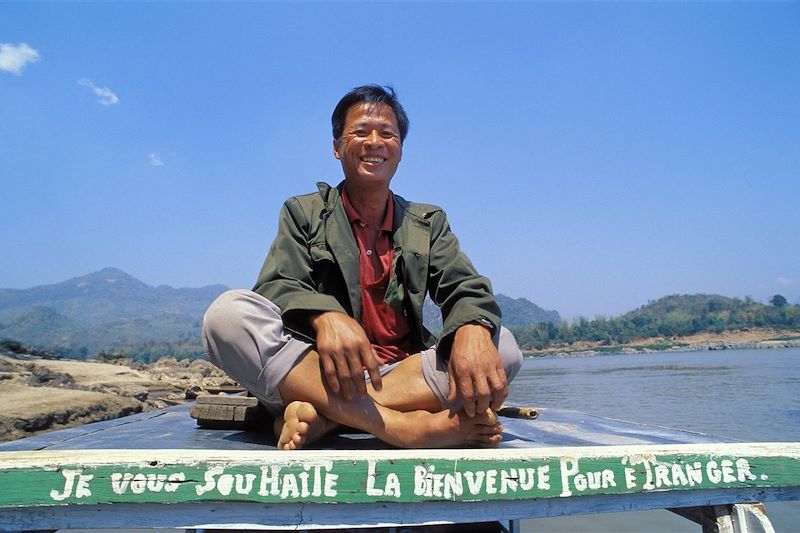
[770,294,788,308]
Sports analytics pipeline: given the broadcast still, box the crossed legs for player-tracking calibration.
[275,349,505,449]
[203,290,522,450]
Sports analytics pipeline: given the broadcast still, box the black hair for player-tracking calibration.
[331,84,410,142]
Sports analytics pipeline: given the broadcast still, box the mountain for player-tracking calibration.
[0,267,226,323]
[495,294,560,326]
[621,294,742,321]
[509,293,800,351]
[617,293,799,337]
[0,268,559,358]
[422,294,560,333]
[0,268,228,358]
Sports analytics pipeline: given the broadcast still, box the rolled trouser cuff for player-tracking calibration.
[421,326,523,410]
[202,289,312,416]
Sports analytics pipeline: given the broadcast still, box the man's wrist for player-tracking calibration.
[468,318,494,333]
[311,310,351,332]
[457,320,493,337]
[310,311,333,333]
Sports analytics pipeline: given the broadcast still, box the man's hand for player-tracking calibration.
[311,311,382,399]
[447,323,508,417]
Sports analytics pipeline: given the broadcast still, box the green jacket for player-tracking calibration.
[253,181,501,358]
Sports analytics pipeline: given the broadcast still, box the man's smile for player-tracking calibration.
[334,103,402,183]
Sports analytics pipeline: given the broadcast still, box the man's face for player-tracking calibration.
[334,102,402,187]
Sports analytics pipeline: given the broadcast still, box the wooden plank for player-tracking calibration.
[733,503,776,533]
[189,395,270,429]
[201,385,247,394]
[0,443,798,508]
[669,503,778,532]
[670,505,736,532]
[1,488,798,531]
[1,405,793,531]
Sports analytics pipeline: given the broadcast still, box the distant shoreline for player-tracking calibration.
[522,328,800,358]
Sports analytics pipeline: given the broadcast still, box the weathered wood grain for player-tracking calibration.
[1,488,798,531]
[0,405,796,531]
[189,394,269,429]
[1,443,798,508]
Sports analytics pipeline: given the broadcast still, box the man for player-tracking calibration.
[203,85,522,450]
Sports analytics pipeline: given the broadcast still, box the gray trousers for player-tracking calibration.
[202,289,523,416]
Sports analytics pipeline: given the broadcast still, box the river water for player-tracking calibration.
[505,347,800,532]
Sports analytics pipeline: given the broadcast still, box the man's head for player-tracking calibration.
[332,85,408,187]
[332,85,409,143]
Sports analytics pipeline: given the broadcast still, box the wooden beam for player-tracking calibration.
[670,503,776,533]
[189,395,269,429]
[1,443,798,509]
[1,489,796,531]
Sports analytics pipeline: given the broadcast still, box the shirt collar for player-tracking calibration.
[341,187,394,233]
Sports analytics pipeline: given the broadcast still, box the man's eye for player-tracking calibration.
[382,132,397,139]
[353,130,368,137]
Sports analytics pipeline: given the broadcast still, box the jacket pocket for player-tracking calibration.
[401,250,427,295]
[309,244,338,292]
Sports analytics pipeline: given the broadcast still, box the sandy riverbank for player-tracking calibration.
[524,328,800,357]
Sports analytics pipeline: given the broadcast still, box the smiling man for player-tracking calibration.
[203,85,522,449]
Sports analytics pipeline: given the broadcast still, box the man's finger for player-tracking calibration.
[459,375,476,417]
[347,349,369,398]
[487,367,508,412]
[334,352,354,400]
[474,376,492,415]
[365,346,382,392]
[447,369,458,405]
[319,352,340,394]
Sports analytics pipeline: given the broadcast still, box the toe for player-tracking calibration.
[479,434,502,447]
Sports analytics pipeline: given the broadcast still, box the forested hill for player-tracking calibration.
[510,293,800,351]
[1,268,557,360]
[421,294,559,333]
[622,294,799,336]
[496,294,560,325]
[0,268,227,359]
[4,268,795,357]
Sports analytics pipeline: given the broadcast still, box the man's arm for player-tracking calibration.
[254,198,381,397]
[447,322,508,417]
[254,198,347,341]
[426,210,506,416]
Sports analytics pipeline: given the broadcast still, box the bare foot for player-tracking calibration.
[274,401,336,450]
[386,408,504,448]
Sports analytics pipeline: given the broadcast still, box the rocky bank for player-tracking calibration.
[0,354,238,443]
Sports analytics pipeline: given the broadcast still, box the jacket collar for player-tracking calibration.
[315,180,433,319]
[316,181,362,319]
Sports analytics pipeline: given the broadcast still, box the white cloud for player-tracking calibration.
[777,277,796,288]
[0,42,40,75]
[148,153,164,167]
[78,78,119,106]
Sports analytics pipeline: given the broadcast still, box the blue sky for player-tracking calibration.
[1,1,798,318]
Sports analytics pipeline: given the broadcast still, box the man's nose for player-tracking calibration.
[364,130,382,146]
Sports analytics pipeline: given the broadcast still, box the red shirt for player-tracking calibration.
[341,188,413,363]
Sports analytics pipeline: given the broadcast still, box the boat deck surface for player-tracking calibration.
[0,403,732,452]
[0,404,798,532]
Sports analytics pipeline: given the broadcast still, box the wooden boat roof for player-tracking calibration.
[1,404,797,531]
[0,403,731,452]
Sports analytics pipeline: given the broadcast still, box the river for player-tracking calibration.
[505,347,800,531]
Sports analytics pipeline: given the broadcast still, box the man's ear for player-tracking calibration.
[333,138,341,160]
